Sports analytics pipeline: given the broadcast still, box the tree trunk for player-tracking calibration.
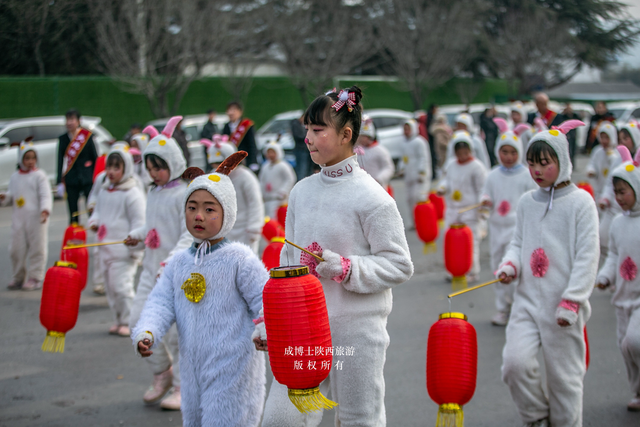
[34,2,50,76]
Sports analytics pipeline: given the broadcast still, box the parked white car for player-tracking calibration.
[606,101,640,124]
[145,114,229,170]
[255,110,303,166]
[0,116,113,191]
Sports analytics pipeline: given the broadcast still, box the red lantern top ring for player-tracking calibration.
[449,223,467,229]
[55,261,78,269]
[269,265,309,278]
[439,312,468,321]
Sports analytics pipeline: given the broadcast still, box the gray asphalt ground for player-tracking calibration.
[0,154,638,426]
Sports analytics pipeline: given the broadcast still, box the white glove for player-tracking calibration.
[56,183,65,198]
[316,249,350,282]
[251,307,267,341]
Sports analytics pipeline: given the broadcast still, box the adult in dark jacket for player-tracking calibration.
[290,116,310,180]
[527,92,565,129]
[222,101,259,172]
[584,101,615,154]
[56,109,98,224]
[480,106,499,167]
[562,103,581,165]
[200,110,219,172]
[425,104,438,179]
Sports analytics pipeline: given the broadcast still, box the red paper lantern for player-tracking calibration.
[427,312,477,427]
[262,237,284,271]
[93,154,106,181]
[444,224,473,289]
[263,265,337,413]
[60,247,89,290]
[429,192,446,228]
[277,205,288,228]
[387,184,394,199]
[577,182,595,200]
[62,223,86,250]
[40,261,84,353]
[263,217,285,242]
[415,202,439,253]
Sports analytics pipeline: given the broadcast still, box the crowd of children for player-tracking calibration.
[3,91,640,426]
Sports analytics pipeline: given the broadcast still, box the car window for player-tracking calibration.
[609,109,625,120]
[264,120,291,135]
[3,126,34,144]
[183,126,199,142]
[32,125,66,141]
[632,108,640,119]
[372,117,405,129]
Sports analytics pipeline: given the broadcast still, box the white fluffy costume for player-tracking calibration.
[495,121,599,427]
[206,139,264,254]
[260,155,414,427]
[356,117,395,189]
[88,143,146,326]
[2,140,52,285]
[482,119,536,314]
[132,154,268,427]
[401,119,431,226]
[597,145,640,398]
[445,113,491,169]
[87,171,107,290]
[131,133,153,191]
[128,118,190,387]
[438,131,488,277]
[259,141,296,219]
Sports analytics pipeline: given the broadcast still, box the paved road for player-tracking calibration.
[0,155,637,426]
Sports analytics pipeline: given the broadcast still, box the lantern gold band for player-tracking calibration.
[439,403,462,413]
[439,312,468,321]
[450,223,467,229]
[271,237,285,243]
[269,265,309,278]
[54,261,78,269]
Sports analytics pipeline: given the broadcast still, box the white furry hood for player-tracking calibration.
[18,138,36,169]
[612,145,640,214]
[455,113,474,132]
[262,141,284,162]
[404,119,420,140]
[108,142,135,183]
[597,121,618,148]
[620,121,640,152]
[450,130,475,155]
[142,116,186,182]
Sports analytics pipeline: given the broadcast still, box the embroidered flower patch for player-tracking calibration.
[530,248,549,278]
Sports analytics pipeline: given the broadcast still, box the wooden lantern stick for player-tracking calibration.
[284,239,325,262]
[457,203,484,214]
[448,279,500,298]
[63,240,126,250]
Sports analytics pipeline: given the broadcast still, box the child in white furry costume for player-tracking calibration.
[497,120,599,427]
[255,86,413,427]
[259,141,296,219]
[133,152,268,427]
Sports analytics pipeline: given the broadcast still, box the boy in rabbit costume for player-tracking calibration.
[445,113,491,169]
[127,117,192,408]
[586,122,622,202]
[202,136,264,254]
[596,145,640,411]
[133,152,268,427]
[401,119,431,227]
[481,119,536,325]
[259,141,296,219]
[356,115,395,189]
[131,132,153,191]
[0,139,52,290]
[496,120,599,427]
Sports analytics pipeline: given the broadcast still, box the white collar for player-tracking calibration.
[320,155,360,183]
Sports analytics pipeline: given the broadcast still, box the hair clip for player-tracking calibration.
[331,89,356,113]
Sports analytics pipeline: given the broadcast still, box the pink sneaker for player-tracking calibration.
[108,324,119,335]
[160,386,181,411]
[21,278,41,291]
[7,280,22,290]
[117,325,130,337]
[143,367,173,404]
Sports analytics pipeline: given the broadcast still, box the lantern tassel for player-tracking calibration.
[436,403,464,427]
[438,219,445,229]
[42,331,66,353]
[423,242,437,254]
[288,387,338,413]
[451,276,467,291]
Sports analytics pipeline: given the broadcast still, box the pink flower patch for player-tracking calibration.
[300,242,323,278]
[620,257,637,281]
[266,183,272,192]
[497,200,511,216]
[97,225,107,241]
[530,248,549,278]
[145,228,161,249]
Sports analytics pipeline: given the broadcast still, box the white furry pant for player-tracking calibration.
[10,219,47,282]
[489,235,515,313]
[261,315,389,427]
[130,269,180,385]
[101,257,137,326]
[599,209,616,263]
[501,308,586,426]
[616,306,640,395]
[405,180,428,226]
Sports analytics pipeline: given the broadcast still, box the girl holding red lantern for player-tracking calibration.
[496,120,599,427]
[125,117,192,410]
[437,130,487,282]
[0,139,52,291]
[481,118,535,326]
[133,152,269,427]
[257,86,414,426]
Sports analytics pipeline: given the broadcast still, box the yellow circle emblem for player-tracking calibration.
[603,168,609,177]
[182,272,206,303]
[513,135,518,141]
[549,130,559,137]
[215,151,221,157]
[208,175,221,182]
[159,140,166,146]
[452,190,462,201]
[631,123,636,128]
[501,134,507,140]
[402,156,409,164]
[626,164,635,172]
[16,197,25,208]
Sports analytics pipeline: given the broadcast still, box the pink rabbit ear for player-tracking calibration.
[553,120,585,135]
[129,148,141,156]
[143,125,159,138]
[221,135,229,143]
[161,116,183,138]
[634,147,640,166]
[513,123,530,136]
[533,117,547,131]
[199,138,213,148]
[617,145,633,162]
[492,117,509,134]
[213,134,222,143]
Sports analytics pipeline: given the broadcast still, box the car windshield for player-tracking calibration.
[608,108,626,119]
[183,126,199,141]
[262,120,291,135]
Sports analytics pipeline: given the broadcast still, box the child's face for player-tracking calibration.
[619,131,634,153]
[185,189,224,240]
[511,111,522,124]
[146,158,171,187]
[357,135,374,147]
[22,151,37,170]
[403,124,412,139]
[600,133,611,149]
[499,145,519,168]
[614,179,636,211]
[455,122,468,132]
[305,122,353,167]
[455,146,472,163]
[266,148,277,162]
[106,163,124,184]
[528,154,559,188]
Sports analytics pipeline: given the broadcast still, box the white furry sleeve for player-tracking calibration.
[236,251,270,319]
[36,171,52,213]
[498,195,525,276]
[341,201,414,294]
[597,224,618,286]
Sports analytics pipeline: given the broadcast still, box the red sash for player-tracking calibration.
[63,128,92,177]
[230,119,254,147]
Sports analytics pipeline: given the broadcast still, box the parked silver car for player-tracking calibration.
[0,116,113,191]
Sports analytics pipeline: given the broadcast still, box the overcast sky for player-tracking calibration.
[619,0,640,67]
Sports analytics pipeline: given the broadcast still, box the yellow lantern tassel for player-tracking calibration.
[438,219,445,229]
[451,276,467,291]
[423,242,437,254]
[41,331,66,353]
[288,387,338,413]
[436,403,464,427]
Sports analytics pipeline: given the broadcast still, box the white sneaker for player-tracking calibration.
[466,274,478,284]
[160,386,181,411]
[21,278,41,291]
[628,395,640,412]
[93,284,105,295]
[491,311,509,326]
[143,367,173,404]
